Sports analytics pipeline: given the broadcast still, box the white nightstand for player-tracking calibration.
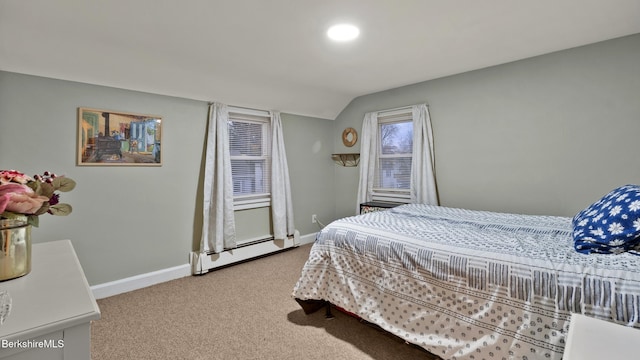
[563,313,640,359]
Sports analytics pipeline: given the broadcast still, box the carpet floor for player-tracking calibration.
[91,243,440,359]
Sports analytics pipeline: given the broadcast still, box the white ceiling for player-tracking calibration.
[1,0,639,119]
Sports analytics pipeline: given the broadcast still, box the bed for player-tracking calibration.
[292,194,640,360]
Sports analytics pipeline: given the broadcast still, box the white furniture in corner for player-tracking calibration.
[0,240,101,360]
[563,313,640,359]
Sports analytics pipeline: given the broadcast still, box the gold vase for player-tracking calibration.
[0,219,31,281]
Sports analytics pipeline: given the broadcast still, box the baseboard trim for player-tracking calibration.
[298,232,317,245]
[90,232,318,299]
[90,264,191,299]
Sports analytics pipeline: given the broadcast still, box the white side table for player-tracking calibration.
[563,313,640,359]
[0,240,101,360]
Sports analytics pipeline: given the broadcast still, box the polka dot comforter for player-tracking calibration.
[292,204,640,360]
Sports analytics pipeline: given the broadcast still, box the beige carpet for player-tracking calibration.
[91,243,440,360]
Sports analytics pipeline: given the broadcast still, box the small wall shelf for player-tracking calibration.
[331,153,360,167]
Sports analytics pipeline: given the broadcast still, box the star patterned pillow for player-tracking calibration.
[573,184,640,255]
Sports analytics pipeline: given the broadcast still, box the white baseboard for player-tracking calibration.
[90,264,191,299]
[298,232,317,245]
[90,232,317,299]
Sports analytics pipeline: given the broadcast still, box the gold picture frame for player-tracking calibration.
[77,107,162,166]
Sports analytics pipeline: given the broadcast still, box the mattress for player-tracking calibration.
[292,204,640,360]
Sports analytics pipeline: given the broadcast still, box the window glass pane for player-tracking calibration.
[227,115,271,204]
[231,159,268,196]
[228,121,263,156]
[378,157,411,189]
[375,117,413,194]
[380,122,413,154]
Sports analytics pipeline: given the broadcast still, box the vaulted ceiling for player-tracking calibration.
[2,0,639,119]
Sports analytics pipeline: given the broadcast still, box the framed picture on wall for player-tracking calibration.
[77,107,162,166]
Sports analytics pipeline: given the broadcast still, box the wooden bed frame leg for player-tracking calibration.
[324,302,334,320]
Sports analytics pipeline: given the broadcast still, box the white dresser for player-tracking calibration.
[0,240,100,360]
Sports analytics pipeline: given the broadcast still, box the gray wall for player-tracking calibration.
[281,113,337,233]
[0,72,335,285]
[2,33,638,286]
[333,33,640,219]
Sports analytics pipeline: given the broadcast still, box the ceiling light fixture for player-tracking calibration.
[327,24,360,42]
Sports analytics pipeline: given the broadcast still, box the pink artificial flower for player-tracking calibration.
[4,193,49,214]
[0,193,9,213]
[0,183,48,215]
[0,183,31,196]
[0,170,33,185]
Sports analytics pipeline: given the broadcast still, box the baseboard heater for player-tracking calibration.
[190,230,300,275]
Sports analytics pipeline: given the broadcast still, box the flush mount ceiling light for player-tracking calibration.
[327,24,360,42]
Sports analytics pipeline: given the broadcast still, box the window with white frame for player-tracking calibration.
[372,109,413,203]
[228,109,271,210]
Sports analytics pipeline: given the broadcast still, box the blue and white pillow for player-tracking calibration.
[573,184,640,255]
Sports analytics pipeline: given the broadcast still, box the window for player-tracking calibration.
[358,103,435,209]
[228,109,271,210]
[372,109,413,203]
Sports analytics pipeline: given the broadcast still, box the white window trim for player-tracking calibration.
[373,109,413,204]
[228,107,272,210]
[371,189,411,203]
[228,106,270,118]
[233,193,271,210]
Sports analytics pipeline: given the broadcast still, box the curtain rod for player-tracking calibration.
[377,103,428,114]
[229,105,271,113]
[209,102,272,117]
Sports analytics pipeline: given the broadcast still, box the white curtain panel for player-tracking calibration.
[356,111,379,214]
[201,102,236,254]
[270,111,295,240]
[411,104,439,205]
